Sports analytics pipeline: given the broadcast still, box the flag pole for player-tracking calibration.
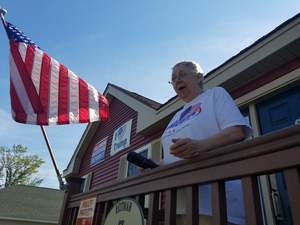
[0,6,65,190]
[0,7,7,27]
[40,126,65,190]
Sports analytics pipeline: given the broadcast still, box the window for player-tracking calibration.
[90,137,108,166]
[240,107,251,125]
[79,173,92,193]
[241,107,253,139]
[117,140,162,210]
[127,149,148,177]
[117,139,162,180]
[111,120,132,155]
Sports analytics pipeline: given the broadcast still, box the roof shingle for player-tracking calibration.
[0,185,64,223]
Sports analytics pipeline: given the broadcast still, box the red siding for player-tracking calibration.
[230,57,300,99]
[78,96,163,189]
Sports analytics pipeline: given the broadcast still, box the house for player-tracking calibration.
[61,12,300,225]
[0,185,64,225]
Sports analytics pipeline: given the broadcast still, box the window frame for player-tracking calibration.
[80,172,92,193]
[117,138,162,180]
[125,144,151,178]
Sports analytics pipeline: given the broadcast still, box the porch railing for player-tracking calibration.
[61,125,300,225]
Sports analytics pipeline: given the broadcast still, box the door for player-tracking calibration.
[257,85,300,225]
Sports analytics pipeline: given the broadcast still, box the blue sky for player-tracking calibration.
[0,1,299,189]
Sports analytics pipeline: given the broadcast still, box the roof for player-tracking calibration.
[106,83,162,109]
[205,12,300,78]
[64,83,163,177]
[0,185,64,223]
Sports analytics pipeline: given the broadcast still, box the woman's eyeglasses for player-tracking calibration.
[168,72,195,85]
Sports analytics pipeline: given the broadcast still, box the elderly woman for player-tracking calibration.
[161,61,251,225]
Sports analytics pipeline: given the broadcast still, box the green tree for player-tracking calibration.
[0,144,44,188]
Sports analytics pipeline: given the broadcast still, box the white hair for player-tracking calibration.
[172,61,204,75]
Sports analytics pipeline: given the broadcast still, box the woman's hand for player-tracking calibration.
[170,138,207,159]
[170,126,246,159]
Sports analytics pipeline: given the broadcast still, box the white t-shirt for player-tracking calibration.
[161,87,251,224]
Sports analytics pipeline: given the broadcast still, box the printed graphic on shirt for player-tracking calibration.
[166,102,202,130]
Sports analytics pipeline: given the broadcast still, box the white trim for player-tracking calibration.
[235,67,300,106]
[125,144,151,178]
[81,172,92,193]
[156,97,182,114]
[122,138,161,178]
[106,85,157,133]
[249,103,261,138]
[204,16,300,89]
[134,144,151,157]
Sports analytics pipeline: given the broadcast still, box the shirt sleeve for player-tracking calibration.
[213,87,252,136]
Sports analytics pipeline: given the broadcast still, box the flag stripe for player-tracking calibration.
[24,44,38,123]
[18,41,27,61]
[58,65,69,124]
[18,41,36,123]
[10,54,35,117]
[10,41,43,113]
[10,81,27,123]
[48,58,60,124]
[88,84,99,122]
[79,78,90,123]
[69,72,79,123]
[25,44,35,76]
[37,53,51,125]
[31,48,43,94]
[99,95,109,121]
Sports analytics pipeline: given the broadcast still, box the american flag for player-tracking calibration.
[5,22,109,125]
